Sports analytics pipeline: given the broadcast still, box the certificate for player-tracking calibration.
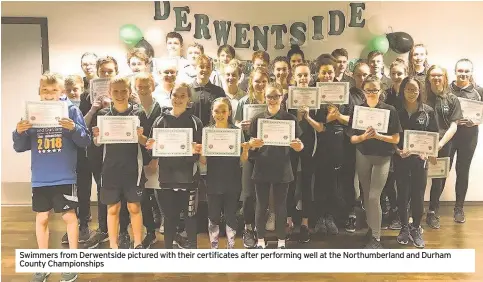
[287,87,320,109]
[202,128,241,157]
[352,105,390,133]
[427,157,450,179]
[257,119,295,146]
[317,82,350,104]
[25,101,69,128]
[152,128,193,157]
[243,104,266,121]
[403,130,439,157]
[458,97,483,124]
[90,78,111,104]
[97,116,139,144]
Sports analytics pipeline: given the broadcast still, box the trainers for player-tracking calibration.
[61,232,69,244]
[363,237,384,249]
[409,225,425,248]
[389,218,402,230]
[157,216,165,234]
[325,215,339,235]
[242,228,257,249]
[426,212,440,229]
[60,272,78,282]
[31,272,50,282]
[345,217,356,233]
[78,227,91,243]
[84,229,108,249]
[141,231,157,249]
[396,225,410,245]
[118,232,131,249]
[454,207,466,223]
[299,225,310,243]
[265,212,275,231]
[315,217,327,235]
[174,232,190,249]
[134,244,144,249]
[278,245,286,249]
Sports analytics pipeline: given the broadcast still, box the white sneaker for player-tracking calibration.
[265,213,275,231]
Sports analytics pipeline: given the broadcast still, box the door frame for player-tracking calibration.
[1,17,49,72]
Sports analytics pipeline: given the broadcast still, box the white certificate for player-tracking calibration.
[90,78,111,104]
[202,128,241,157]
[317,82,350,104]
[403,130,439,157]
[243,104,266,121]
[352,105,390,133]
[287,87,320,109]
[25,101,69,128]
[427,157,450,179]
[458,97,483,124]
[152,128,193,157]
[257,119,295,147]
[97,116,139,144]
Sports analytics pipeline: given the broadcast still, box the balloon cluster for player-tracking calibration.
[119,24,155,57]
[366,16,414,54]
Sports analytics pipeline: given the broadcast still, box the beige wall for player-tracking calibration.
[3,1,483,201]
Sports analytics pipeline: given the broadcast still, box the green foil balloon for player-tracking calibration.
[119,24,143,46]
[369,35,389,54]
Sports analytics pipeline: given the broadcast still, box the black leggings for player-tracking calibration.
[341,139,357,218]
[299,153,317,219]
[207,193,239,229]
[255,182,289,240]
[241,161,256,226]
[429,141,453,212]
[394,155,427,227]
[287,151,299,218]
[382,169,398,212]
[76,152,92,229]
[141,188,157,233]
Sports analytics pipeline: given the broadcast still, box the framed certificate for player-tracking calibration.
[458,97,483,124]
[202,128,241,157]
[152,128,193,157]
[257,118,295,146]
[316,82,350,104]
[403,130,439,157]
[352,105,390,133]
[427,157,450,179]
[25,101,69,128]
[97,116,139,144]
[243,104,266,121]
[90,78,111,104]
[287,87,320,109]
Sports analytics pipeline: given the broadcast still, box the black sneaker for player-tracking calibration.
[243,229,257,249]
[388,209,402,230]
[315,217,327,235]
[61,232,69,244]
[141,231,157,249]
[396,225,410,245]
[426,212,440,229]
[278,245,286,249]
[255,244,266,249]
[454,207,466,223]
[84,229,109,249]
[409,225,425,248]
[78,227,91,243]
[345,217,356,233]
[299,225,310,243]
[363,237,384,249]
[118,232,131,249]
[325,215,339,235]
[174,232,190,249]
[134,244,144,249]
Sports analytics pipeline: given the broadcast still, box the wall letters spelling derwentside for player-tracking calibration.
[154,1,366,51]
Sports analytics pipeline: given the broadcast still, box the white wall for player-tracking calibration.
[3,1,483,201]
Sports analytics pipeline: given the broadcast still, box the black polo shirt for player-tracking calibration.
[287,107,324,157]
[347,101,402,157]
[336,74,356,89]
[384,87,403,110]
[190,81,226,126]
[249,109,302,183]
[342,87,365,116]
[396,103,439,149]
[425,91,463,138]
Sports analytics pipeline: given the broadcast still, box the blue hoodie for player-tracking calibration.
[12,100,91,188]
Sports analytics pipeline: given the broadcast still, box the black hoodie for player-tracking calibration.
[149,108,203,190]
[449,81,483,141]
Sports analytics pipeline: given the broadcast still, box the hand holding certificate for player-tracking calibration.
[97,116,139,144]
[152,128,194,157]
[202,128,241,157]
[317,82,349,104]
[403,130,439,157]
[25,101,69,128]
[287,87,320,109]
[90,78,111,104]
[427,157,450,178]
[352,105,390,133]
[458,97,483,124]
[257,119,295,146]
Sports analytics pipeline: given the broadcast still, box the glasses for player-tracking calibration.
[364,89,380,94]
[405,89,419,94]
[266,95,282,100]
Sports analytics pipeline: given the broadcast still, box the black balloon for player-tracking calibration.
[135,38,155,58]
[386,32,414,54]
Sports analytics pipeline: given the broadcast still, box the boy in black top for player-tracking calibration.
[368,51,392,92]
[81,52,98,90]
[92,76,148,249]
[332,48,356,89]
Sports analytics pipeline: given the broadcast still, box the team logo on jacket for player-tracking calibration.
[442,105,449,114]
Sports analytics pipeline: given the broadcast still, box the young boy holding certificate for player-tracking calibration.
[92,76,148,249]
[14,72,90,282]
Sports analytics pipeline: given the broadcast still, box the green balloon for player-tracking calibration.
[119,24,143,46]
[369,36,389,54]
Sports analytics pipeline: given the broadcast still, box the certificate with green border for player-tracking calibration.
[243,104,266,121]
[202,128,241,157]
[287,86,320,110]
[316,82,349,104]
[428,157,450,179]
[257,118,295,147]
[403,130,439,157]
[458,97,483,124]
[152,128,193,157]
[352,105,390,133]
[97,116,139,144]
[25,101,69,128]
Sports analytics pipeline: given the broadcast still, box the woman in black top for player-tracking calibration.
[394,77,438,249]
[408,44,429,95]
[200,97,250,249]
[448,59,483,223]
[424,65,463,229]
[249,83,303,249]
